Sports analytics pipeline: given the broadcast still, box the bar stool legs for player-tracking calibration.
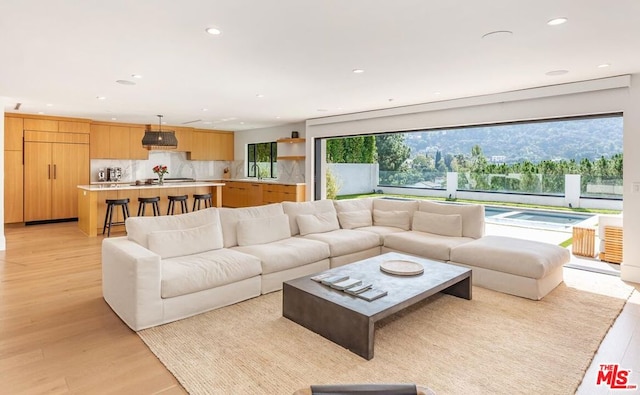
[192,193,213,211]
[137,196,161,216]
[167,195,189,215]
[103,198,130,237]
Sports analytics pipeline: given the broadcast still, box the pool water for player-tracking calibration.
[484,205,594,230]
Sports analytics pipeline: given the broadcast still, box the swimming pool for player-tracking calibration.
[484,205,595,230]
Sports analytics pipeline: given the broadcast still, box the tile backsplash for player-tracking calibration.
[90,152,242,182]
[90,152,305,183]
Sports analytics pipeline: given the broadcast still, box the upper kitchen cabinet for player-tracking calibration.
[173,126,193,152]
[4,115,24,150]
[24,118,58,132]
[188,130,234,161]
[90,122,148,160]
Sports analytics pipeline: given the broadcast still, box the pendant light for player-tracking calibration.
[142,115,178,150]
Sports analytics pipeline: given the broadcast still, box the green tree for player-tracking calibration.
[375,134,410,171]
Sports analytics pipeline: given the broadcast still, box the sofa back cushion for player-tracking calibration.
[218,203,285,248]
[297,211,341,235]
[282,200,337,236]
[236,214,291,246]
[373,209,411,230]
[372,198,418,217]
[148,222,223,259]
[337,209,373,229]
[418,200,485,239]
[126,207,223,249]
[412,211,462,237]
[333,197,374,213]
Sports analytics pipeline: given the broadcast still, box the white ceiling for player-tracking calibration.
[1,0,639,131]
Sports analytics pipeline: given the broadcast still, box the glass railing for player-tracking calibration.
[457,173,565,195]
[378,170,447,189]
[581,175,623,199]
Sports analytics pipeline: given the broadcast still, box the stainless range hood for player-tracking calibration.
[142,115,178,150]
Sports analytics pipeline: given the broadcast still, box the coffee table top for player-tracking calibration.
[284,252,471,320]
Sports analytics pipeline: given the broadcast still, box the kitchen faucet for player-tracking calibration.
[251,163,262,180]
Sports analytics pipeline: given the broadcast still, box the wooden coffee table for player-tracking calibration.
[282,252,471,360]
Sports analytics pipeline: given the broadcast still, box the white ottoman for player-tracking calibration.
[449,235,570,300]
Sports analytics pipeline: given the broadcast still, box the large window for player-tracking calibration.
[320,114,623,200]
[248,142,277,178]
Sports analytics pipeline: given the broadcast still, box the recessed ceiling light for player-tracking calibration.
[111,117,117,121]
[96,96,106,100]
[205,27,222,35]
[240,121,245,125]
[547,17,568,26]
[545,69,569,76]
[276,116,281,119]
[46,103,53,107]
[38,111,44,115]
[434,92,441,95]
[131,74,142,79]
[352,69,364,74]
[482,30,513,40]
[598,63,611,68]
[116,79,136,85]
[256,94,264,98]
[202,108,209,112]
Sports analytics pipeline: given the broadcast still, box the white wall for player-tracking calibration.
[304,75,640,283]
[0,99,5,250]
[234,122,306,181]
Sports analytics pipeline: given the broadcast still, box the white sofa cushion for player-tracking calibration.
[334,197,374,213]
[449,235,570,279]
[412,211,462,237]
[148,222,223,259]
[303,229,381,257]
[337,209,373,229]
[218,204,285,248]
[236,214,291,246]
[384,231,474,261]
[233,237,330,274]
[161,248,262,298]
[373,209,411,231]
[126,207,222,249]
[372,198,418,216]
[282,200,337,236]
[356,225,407,244]
[418,200,484,239]
[297,211,340,235]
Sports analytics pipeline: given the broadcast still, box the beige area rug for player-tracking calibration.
[138,269,633,395]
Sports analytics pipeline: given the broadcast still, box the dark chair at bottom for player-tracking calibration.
[137,196,161,216]
[167,195,189,215]
[103,198,130,237]
[192,193,213,211]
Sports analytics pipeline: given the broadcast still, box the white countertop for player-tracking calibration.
[78,181,225,191]
[223,178,306,186]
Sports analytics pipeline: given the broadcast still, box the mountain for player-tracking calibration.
[404,116,623,163]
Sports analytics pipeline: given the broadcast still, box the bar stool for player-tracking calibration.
[137,196,161,216]
[103,198,130,237]
[192,193,213,211]
[167,195,189,215]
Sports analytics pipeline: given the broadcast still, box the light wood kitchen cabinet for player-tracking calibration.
[4,116,24,223]
[129,127,149,160]
[24,133,89,222]
[222,180,305,207]
[24,118,58,132]
[4,116,24,150]
[58,120,90,133]
[4,150,24,223]
[173,126,193,152]
[90,123,148,159]
[189,130,234,161]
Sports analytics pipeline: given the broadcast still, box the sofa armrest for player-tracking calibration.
[102,237,163,331]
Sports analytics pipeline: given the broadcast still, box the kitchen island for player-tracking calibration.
[77,182,224,237]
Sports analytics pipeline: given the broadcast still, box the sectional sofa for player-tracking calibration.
[102,197,570,331]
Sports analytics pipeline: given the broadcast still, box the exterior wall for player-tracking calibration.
[305,75,639,283]
[328,163,378,195]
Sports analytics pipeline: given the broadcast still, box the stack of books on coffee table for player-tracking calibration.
[310,273,387,301]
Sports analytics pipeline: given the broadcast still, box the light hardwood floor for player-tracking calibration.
[1,222,638,394]
[0,223,186,394]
